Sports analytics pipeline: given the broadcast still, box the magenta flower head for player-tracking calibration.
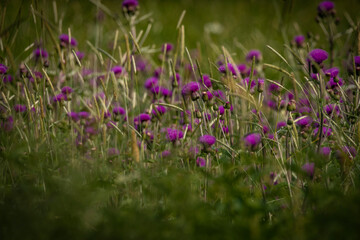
[324,67,339,78]
[196,157,206,167]
[302,162,315,179]
[111,66,124,77]
[243,133,261,151]
[317,1,335,17]
[219,63,237,75]
[76,51,85,61]
[33,48,48,59]
[61,86,73,95]
[161,43,173,53]
[293,35,305,48]
[78,111,90,119]
[246,50,262,63]
[14,104,27,113]
[68,112,79,122]
[308,49,328,64]
[122,0,139,15]
[166,128,183,143]
[152,105,167,117]
[276,121,287,130]
[161,87,172,98]
[313,127,332,138]
[199,135,216,151]
[59,34,77,47]
[144,77,158,90]
[199,74,212,88]
[181,82,200,100]
[296,116,313,128]
[3,75,13,84]
[320,147,331,157]
[113,106,126,116]
[0,64,8,74]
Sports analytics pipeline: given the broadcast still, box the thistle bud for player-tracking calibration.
[287,100,296,112]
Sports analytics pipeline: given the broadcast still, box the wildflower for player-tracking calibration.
[28,71,43,83]
[298,106,312,115]
[3,75,13,84]
[218,105,225,115]
[68,112,79,121]
[308,49,328,64]
[33,48,48,59]
[219,63,237,75]
[14,104,27,113]
[161,150,171,158]
[212,89,226,101]
[257,78,265,92]
[61,86,73,95]
[76,51,85,61]
[113,106,126,116]
[293,35,305,48]
[237,64,248,76]
[160,87,172,98]
[181,82,200,100]
[199,135,216,147]
[320,147,331,156]
[78,111,90,119]
[161,43,173,53]
[0,64,7,74]
[171,73,181,86]
[313,127,332,137]
[296,116,313,128]
[324,67,339,78]
[268,83,280,95]
[246,49,262,63]
[317,1,335,17]
[196,157,206,167]
[302,162,315,179]
[152,105,167,117]
[276,121,287,130]
[111,66,124,77]
[166,128,183,143]
[199,74,212,88]
[243,133,261,151]
[144,77,158,89]
[53,93,67,102]
[59,34,77,47]
[242,77,257,91]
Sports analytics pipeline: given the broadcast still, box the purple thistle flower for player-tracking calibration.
[78,111,90,119]
[122,0,138,8]
[33,48,48,59]
[298,106,312,115]
[171,72,181,85]
[302,162,315,179]
[257,78,265,92]
[293,35,305,48]
[111,66,124,77]
[166,128,183,142]
[326,77,343,89]
[212,90,226,101]
[150,86,160,95]
[76,51,85,60]
[134,113,151,127]
[324,67,339,78]
[153,67,163,78]
[218,105,225,115]
[355,56,360,67]
[313,127,332,137]
[276,121,287,130]
[0,64,7,74]
[144,77,158,89]
[85,126,97,135]
[113,106,126,115]
[296,116,313,128]
[61,86,73,95]
[53,93,67,102]
[196,157,206,167]
[59,34,77,47]
[342,146,357,158]
[199,135,216,147]
[205,91,214,101]
[3,75,13,84]
[268,83,280,95]
[324,104,339,116]
[243,133,261,151]
[161,87,172,98]
[14,104,27,113]
[161,43,173,53]
[68,112,79,121]
[237,64,248,76]
[152,105,167,117]
[308,49,328,64]
[246,49,262,63]
[219,63,237,75]
[181,82,200,96]
[317,1,335,15]
[320,147,331,156]
[28,71,43,83]
[242,77,257,90]
[199,74,212,88]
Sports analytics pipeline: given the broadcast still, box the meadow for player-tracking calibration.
[1,0,360,239]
